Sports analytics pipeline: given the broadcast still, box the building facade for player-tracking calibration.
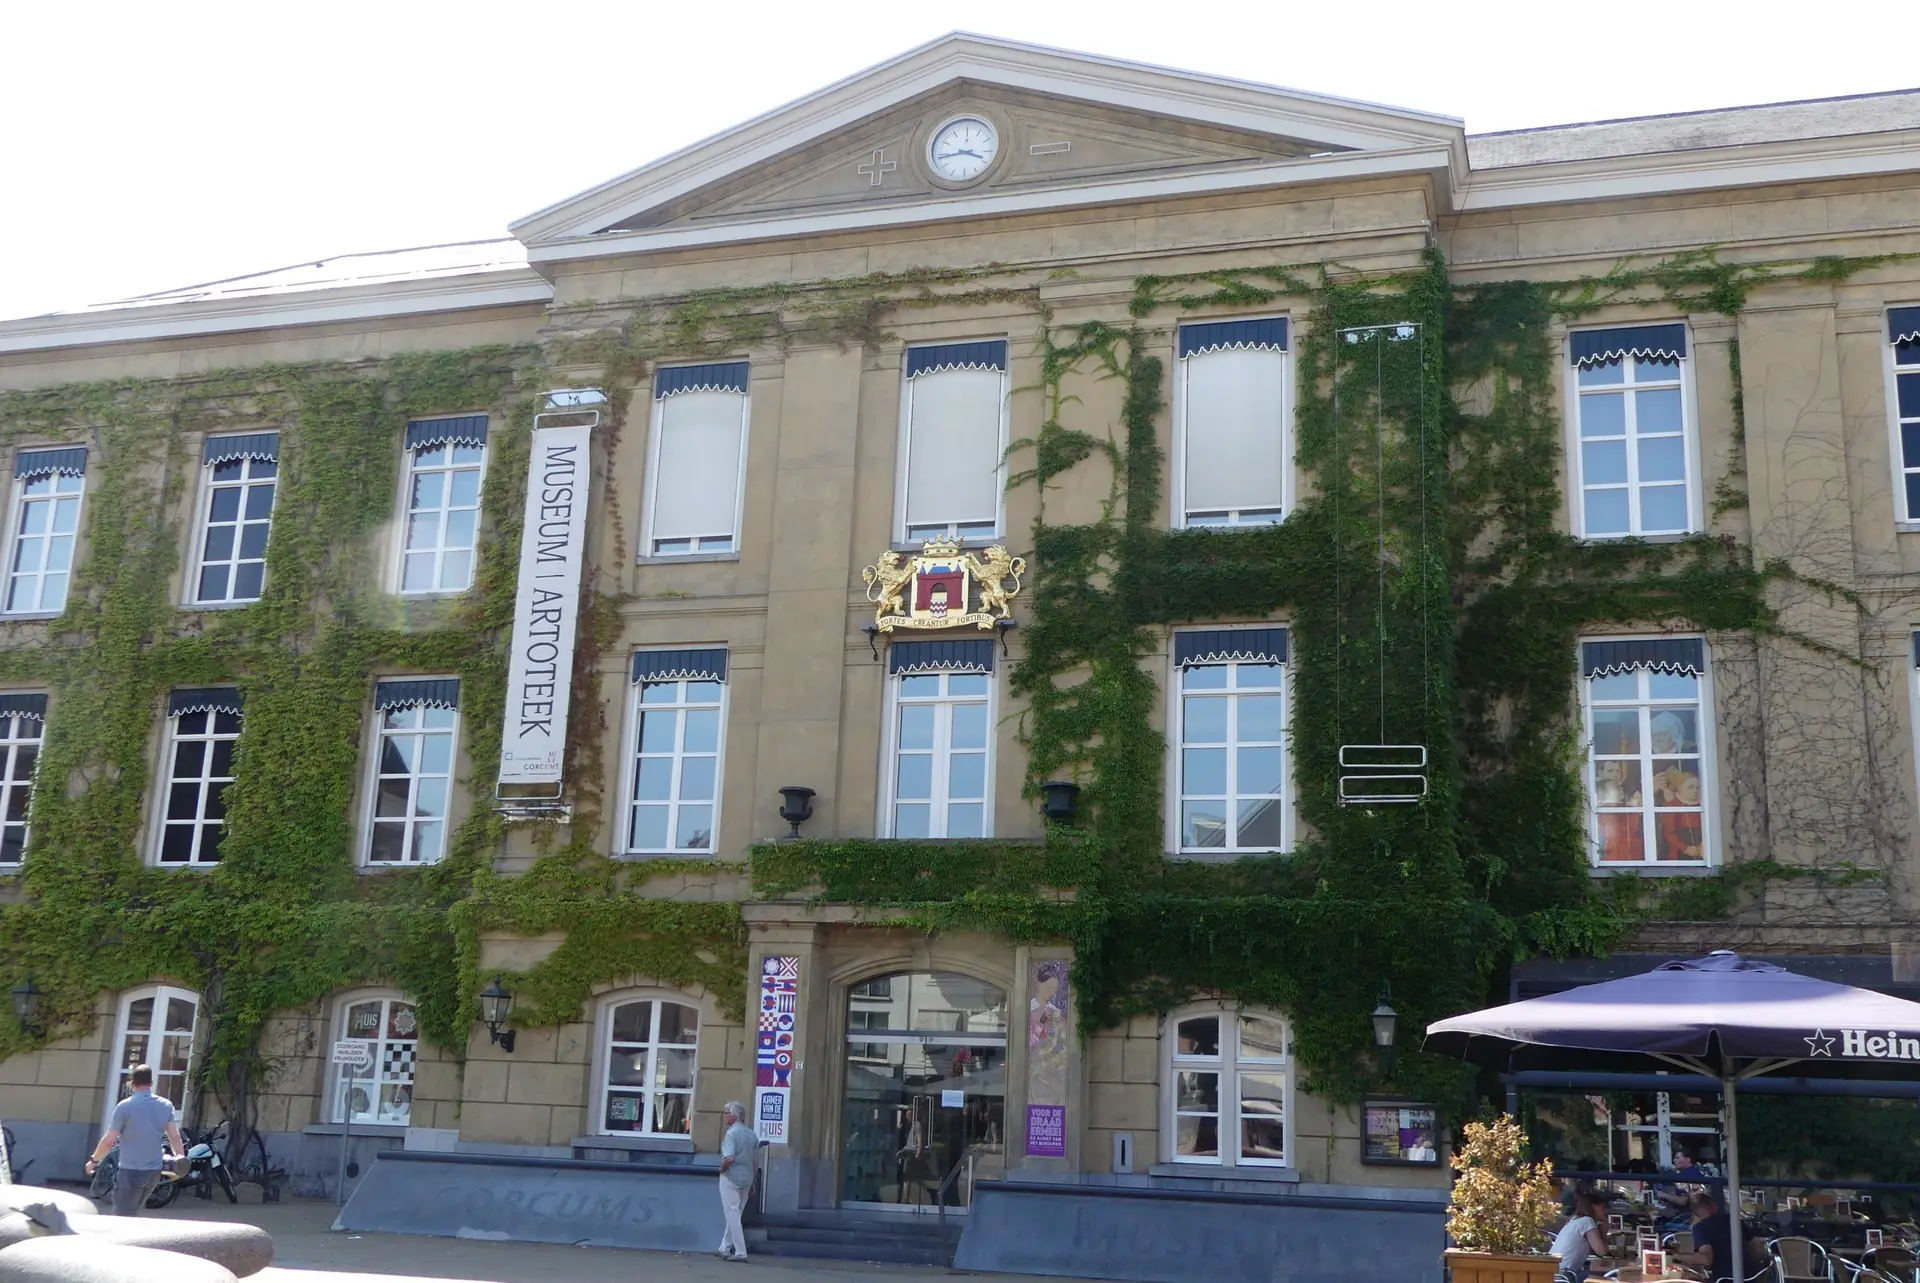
[3,35,1920,1281]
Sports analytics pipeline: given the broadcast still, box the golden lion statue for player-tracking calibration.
[862,550,915,626]
[964,545,1026,620]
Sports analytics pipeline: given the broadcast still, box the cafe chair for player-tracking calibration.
[1769,1237,1835,1283]
[1666,1231,1695,1255]
[1865,1247,1914,1279]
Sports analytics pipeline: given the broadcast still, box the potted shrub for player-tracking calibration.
[1444,1115,1561,1283]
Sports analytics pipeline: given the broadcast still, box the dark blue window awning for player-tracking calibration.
[375,678,461,711]
[654,362,749,399]
[632,649,729,684]
[1569,324,1687,368]
[203,432,280,467]
[169,687,244,718]
[888,638,994,675]
[1580,637,1705,678]
[1174,627,1288,667]
[14,447,87,480]
[905,341,1007,379]
[1892,308,1920,347]
[1179,319,1289,358]
[0,692,48,722]
[405,416,489,453]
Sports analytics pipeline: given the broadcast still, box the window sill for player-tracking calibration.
[571,1134,695,1154]
[1572,531,1696,546]
[1147,1162,1300,1184]
[152,863,217,874]
[635,552,741,566]
[0,612,63,623]
[304,1123,408,1138]
[1168,850,1290,863]
[358,862,440,875]
[891,537,1002,553]
[617,851,719,862]
[1588,863,1715,878]
[183,599,258,613]
[392,590,469,601]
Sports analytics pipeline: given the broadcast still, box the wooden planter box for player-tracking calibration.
[1443,1248,1560,1283]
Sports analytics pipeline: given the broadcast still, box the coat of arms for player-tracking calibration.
[862,538,1025,632]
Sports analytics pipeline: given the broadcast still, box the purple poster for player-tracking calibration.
[1026,1104,1066,1158]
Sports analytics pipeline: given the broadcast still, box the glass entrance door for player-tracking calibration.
[841,971,1007,1212]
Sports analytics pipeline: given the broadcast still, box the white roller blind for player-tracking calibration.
[903,368,1004,529]
[1183,348,1287,514]
[652,390,746,541]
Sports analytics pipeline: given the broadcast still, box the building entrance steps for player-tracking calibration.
[750,1210,964,1268]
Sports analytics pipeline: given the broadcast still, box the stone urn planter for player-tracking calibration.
[1443,1247,1561,1283]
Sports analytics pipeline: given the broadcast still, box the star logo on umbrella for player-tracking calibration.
[1805,1029,1835,1057]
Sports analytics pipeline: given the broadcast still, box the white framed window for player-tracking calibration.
[395,418,487,595]
[106,985,200,1122]
[896,341,1008,543]
[594,993,701,1138]
[1165,1004,1291,1168]
[0,695,45,867]
[1170,630,1288,857]
[330,992,418,1125]
[363,679,460,867]
[1567,325,1696,539]
[1884,308,1920,523]
[643,364,749,557]
[192,435,278,604]
[1580,637,1713,868]
[155,690,243,867]
[3,450,87,616]
[1174,319,1290,528]
[623,650,727,855]
[882,645,994,839]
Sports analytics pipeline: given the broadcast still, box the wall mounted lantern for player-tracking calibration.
[1039,780,1081,824]
[1371,986,1399,1075]
[478,978,517,1054]
[10,976,44,1037]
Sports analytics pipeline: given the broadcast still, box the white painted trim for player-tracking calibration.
[510,33,1463,246]
[390,439,489,597]
[617,665,730,857]
[0,272,552,356]
[590,988,707,1139]
[105,985,202,1128]
[1163,642,1293,860]
[1576,634,1720,872]
[1171,316,1293,529]
[186,453,275,608]
[1159,1001,1294,1169]
[1884,316,1920,523]
[0,469,85,619]
[1458,131,1920,211]
[1562,328,1701,541]
[639,375,751,560]
[894,341,1010,544]
[524,148,1455,263]
[878,669,998,840]
[327,989,419,1126]
[358,677,463,868]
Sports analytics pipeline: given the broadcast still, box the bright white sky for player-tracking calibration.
[3,0,1909,321]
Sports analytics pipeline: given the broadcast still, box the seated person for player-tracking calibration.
[1549,1187,1609,1283]
[1675,1190,1765,1283]
[1657,1149,1704,1229]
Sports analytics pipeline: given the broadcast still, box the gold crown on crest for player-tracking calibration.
[918,536,964,558]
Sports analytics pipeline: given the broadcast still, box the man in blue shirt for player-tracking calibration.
[84,1065,186,1215]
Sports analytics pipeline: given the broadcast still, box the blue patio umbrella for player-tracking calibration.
[1426,952,1920,1283]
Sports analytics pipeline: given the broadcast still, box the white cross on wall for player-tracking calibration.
[857,148,897,187]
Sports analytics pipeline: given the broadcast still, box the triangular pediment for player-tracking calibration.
[512,34,1467,258]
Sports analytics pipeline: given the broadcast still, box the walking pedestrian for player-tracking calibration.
[84,1065,185,1216]
[717,1100,757,1262]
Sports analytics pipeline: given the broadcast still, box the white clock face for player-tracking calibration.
[929,117,998,183]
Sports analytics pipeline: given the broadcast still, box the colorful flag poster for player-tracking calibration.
[755,955,800,1144]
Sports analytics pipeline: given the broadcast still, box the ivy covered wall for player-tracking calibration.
[0,244,1900,1145]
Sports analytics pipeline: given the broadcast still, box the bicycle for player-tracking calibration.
[1,1123,33,1184]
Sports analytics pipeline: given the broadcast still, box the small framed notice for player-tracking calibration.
[1361,1099,1440,1166]
[1639,1249,1667,1277]
[1867,1228,1884,1249]
[1607,1214,1624,1233]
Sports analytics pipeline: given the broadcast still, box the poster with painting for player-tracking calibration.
[1024,959,1069,1157]
[1361,1099,1440,1166]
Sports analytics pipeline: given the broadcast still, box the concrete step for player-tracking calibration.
[750,1212,962,1267]
[750,1237,959,1267]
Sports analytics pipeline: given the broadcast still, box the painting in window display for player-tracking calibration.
[1362,1100,1440,1165]
[1586,667,1706,865]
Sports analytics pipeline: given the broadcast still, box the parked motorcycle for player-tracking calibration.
[146,1120,236,1207]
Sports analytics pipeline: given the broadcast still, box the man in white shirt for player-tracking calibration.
[717,1100,758,1262]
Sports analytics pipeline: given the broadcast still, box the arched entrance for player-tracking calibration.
[840,970,1007,1213]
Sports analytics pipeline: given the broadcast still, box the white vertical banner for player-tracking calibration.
[497,423,592,788]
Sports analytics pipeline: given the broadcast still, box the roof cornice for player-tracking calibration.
[1459,128,1920,211]
[0,269,553,356]
[510,33,1466,247]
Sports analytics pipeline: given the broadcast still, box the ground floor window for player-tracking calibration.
[596,994,700,1137]
[1166,1004,1290,1168]
[107,985,199,1122]
[331,993,418,1125]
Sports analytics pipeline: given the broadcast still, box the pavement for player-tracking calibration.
[140,1197,1012,1283]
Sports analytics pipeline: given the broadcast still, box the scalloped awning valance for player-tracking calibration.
[168,687,244,718]
[1891,307,1920,347]
[655,362,750,399]
[1174,627,1288,667]
[375,678,461,711]
[631,648,729,684]
[1178,318,1289,358]
[14,447,87,480]
[203,432,279,467]
[405,416,489,452]
[0,693,48,722]
[1580,637,1705,678]
[905,341,1006,379]
[887,638,994,675]
[1569,324,1687,369]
